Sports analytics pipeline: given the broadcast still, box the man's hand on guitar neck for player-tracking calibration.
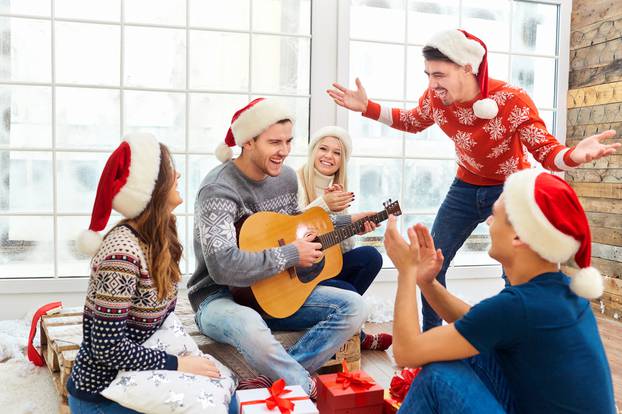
[292,233,323,267]
[351,211,379,235]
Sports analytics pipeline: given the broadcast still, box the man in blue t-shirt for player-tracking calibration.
[384,169,615,413]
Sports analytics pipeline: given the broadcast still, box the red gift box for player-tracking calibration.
[383,390,401,414]
[316,361,384,414]
[383,367,422,414]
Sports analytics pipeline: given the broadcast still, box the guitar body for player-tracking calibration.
[231,207,343,319]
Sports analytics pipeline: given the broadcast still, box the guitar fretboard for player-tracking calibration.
[317,210,390,250]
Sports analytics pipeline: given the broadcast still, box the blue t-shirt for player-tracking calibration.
[455,272,615,413]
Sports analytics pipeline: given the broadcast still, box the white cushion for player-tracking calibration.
[101,313,237,414]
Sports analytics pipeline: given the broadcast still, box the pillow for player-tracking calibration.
[101,313,238,414]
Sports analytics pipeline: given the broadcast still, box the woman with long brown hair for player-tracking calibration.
[67,133,219,414]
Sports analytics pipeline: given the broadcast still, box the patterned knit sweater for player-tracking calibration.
[187,161,351,311]
[363,79,579,185]
[67,225,178,403]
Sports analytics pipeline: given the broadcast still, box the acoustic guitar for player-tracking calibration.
[230,199,402,318]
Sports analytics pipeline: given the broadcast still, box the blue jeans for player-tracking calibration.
[195,286,368,394]
[398,353,516,413]
[68,395,141,414]
[423,179,504,331]
[319,246,383,295]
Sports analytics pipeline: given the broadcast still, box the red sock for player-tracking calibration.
[361,332,393,351]
[237,374,273,390]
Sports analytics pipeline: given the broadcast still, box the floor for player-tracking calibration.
[361,315,622,407]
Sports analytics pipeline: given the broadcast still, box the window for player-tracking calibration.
[0,0,311,280]
[341,0,569,268]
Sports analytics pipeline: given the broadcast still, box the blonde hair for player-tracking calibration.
[298,136,348,205]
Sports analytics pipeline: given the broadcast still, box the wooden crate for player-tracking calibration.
[39,307,83,414]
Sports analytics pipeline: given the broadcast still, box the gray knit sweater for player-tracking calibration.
[187,161,350,311]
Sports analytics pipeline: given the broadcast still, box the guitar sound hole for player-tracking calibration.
[295,257,326,283]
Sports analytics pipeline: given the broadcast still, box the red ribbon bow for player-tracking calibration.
[336,360,376,390]
[389,367,421,402]
[264,379,296,414]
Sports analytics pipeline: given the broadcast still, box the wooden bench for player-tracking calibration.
[39,296,361,412]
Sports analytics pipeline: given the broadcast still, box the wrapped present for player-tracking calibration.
[383,367,422,413]
[235,379,318,414]
[316,360,384,414]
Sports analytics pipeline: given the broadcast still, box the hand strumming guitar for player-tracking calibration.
[292,232,323,267]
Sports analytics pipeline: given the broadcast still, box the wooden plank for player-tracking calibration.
[570,37,622,72]
[593,257,622,278]
[571,0,620,30]
[566,122,622,143]
[565,168,622,183]
[591,227,622,247]
[593,243,622,263]
[570,14,622,50]
[563,156,622,170]
[587,212,622,229]
[579,197,622,214]
[567,81,622,108]
[567,102,622,126]
[570,182,622,198]
[569,62,622,89]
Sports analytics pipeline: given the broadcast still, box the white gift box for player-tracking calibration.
[235,384,318,414]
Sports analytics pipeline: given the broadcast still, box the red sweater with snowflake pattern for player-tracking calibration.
[363,79,578,186]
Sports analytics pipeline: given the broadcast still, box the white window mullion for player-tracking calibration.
[51,0,58,279]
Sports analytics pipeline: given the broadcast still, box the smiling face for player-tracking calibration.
[243,120,293,178]
[313,136,343,176]
[424,59,475,105]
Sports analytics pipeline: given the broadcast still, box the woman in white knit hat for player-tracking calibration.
[68,134,222,413]
[297,126,392,352]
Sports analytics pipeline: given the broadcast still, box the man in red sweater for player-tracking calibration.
[327,29,619,330]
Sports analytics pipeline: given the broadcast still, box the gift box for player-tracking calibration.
[316,361,384,414]
[383,390,401,414]
[235,379,318,414]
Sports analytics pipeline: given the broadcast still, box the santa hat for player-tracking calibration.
[215,98,295,162]
[504,169,603,299]
[77,133,161,256]
[309,126,352,160]
[425,29,498,119]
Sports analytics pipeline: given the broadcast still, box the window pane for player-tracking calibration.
[462,0,510,52]
[250,95,309,156]
[348,157,402,213]
[56,87,120,150]
[488,52,510,82]
[253,0,311,35]
[0,216,54,278]
[403,159,455,212]
[189,31,249,91]
[0,85,52,148]
[125,91,185,152]
[171,154,186,214]
[407,0,458,45]
[0,150,53,212]
[539,109,554,135]
[188,154,220,213]
[57,215,119,277]
[56,22,120,86]
[349,100,403,157]
[0,17,51,82]
[125,0,186,26]
[188,93,249,153]
[0,0,51,16]
[189,0,249,30]
[56,152,107,213]
[350,41,404,101]
[406,46,427,101]
[512,2,557,55]
[454,221,496,265]
[405,124,455,159]
[350,0,405,42]
[511,55,556,109]
[284,155,306,171]
[55,0,120,21]
[251,35,310,95]
[124,26,186,89]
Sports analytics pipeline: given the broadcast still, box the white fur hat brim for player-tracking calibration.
[504,169,581,263]
[111,133,161,219]
[425,30,485,74]
[231,99,295,146]
[309,126,352,159]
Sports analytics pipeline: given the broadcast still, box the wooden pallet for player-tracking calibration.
[39,307,84,414]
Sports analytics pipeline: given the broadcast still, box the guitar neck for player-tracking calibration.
[318,210,389,250]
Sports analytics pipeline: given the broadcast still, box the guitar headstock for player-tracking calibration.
[382,199,402,216]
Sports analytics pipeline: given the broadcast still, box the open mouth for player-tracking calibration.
[269,158,283,166]
[319,160,334,167]
[435,89,448,99]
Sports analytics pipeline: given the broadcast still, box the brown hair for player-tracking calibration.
[121,144,182,301]
[422,46,455,63]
